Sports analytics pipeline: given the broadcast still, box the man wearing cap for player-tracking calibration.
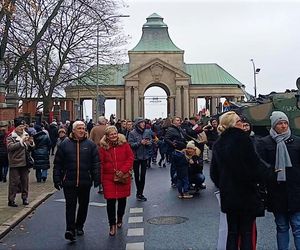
[257,111,300,249]
[6,118,35,207]
[128,117,152,202]
[53,120,100,241]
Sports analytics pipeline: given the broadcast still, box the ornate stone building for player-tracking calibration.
[65,13,245,120]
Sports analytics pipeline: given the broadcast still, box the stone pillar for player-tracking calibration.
[133,87,139,119]
[116,98,121,120]
[190,97,197,117]
[125,86,132,120]
[182,86,189,119]
[168,96,175,117]
[140,96,145,117]
[92,99,96,121]
[194,97,198,115]
[211,97,217,115]
[175,86,182,117]
[120,98,125,120]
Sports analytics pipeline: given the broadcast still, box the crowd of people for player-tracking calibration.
[1,110,299,250]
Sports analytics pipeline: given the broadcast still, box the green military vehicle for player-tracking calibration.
[229,77,300,137]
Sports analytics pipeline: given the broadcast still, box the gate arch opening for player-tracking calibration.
[144,86,167,120]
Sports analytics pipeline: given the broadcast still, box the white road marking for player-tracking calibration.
[127,228,144,236]
[129,208,143,213]
[126,242,144,250]
[128,216,143,223]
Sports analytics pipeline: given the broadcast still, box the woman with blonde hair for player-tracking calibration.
[99,126,134,236]
[210,111,273,249]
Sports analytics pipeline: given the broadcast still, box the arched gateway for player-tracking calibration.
[65,13,244,120]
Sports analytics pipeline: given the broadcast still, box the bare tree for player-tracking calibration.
[5,0,127,115]
[0,0,65,83]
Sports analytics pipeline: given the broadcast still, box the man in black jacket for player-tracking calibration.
[165,117,187,187]
[257,111,300,250]
[53,121,100,241]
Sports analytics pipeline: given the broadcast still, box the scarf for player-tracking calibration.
[269,127,292,181]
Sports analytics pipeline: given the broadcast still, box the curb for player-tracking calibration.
[0,190,56,240]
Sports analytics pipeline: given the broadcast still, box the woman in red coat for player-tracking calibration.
[99,126,134,236]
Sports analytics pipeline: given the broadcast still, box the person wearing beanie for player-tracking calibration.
[257,111,300,249]
[128,117,152,202]
[210,111,272,249]
[185,141,206,192]
[6,119,35,207]
[53,120,100,241]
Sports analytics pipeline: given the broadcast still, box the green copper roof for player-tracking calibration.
[74,63,241,86]
[75,64,129,87]
[185,63,242,85]
[130,13,183,52]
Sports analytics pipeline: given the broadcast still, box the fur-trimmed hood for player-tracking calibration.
[100,133,127,150]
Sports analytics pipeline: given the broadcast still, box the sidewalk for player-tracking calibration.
[0,158,56,239]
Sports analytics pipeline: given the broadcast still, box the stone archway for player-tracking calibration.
[144,86,168,119]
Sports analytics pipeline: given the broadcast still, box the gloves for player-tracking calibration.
[54,182,62,191]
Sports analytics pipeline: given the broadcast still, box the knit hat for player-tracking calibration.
[58,128,66,134]
[72,120,85,130]
[270,111,289,128]
[186,140,196,149]
[134,117,145,126]
[14,118,25,127]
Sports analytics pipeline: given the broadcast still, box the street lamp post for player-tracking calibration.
[250,59,261,98]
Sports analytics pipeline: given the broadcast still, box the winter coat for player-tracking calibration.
[164,125,187,150]
[184,147,203,177]
[48,124,58,146]
[32,131,51,170]
[53,133,100,188]
[0,130,8,166]
[128,126,152,160]
[256,134,300,213]
[205,128,219,150]
[172,150,189,179]
[6,130,35,168]
[99,134,134,199]
[210,127,273,215]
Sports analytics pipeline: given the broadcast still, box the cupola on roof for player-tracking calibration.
[130,13,183,52]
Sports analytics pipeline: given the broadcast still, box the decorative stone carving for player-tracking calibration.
[150,63,164,82]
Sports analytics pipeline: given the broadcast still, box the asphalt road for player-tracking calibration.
[0,162,292,250]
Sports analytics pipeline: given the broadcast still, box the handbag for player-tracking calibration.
[26,150,34,168]
[110,151,131,184]
[114,170,130,184]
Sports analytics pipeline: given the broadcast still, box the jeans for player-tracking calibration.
[133,159,147,196]
[170,151,177,184]
[35,169,48,182]
[190,173,205,187]
[177,176,189,194]
[274,212,300,250]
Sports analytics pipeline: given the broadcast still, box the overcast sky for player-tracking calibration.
[121,0,300,95]
[85,0,300,120]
